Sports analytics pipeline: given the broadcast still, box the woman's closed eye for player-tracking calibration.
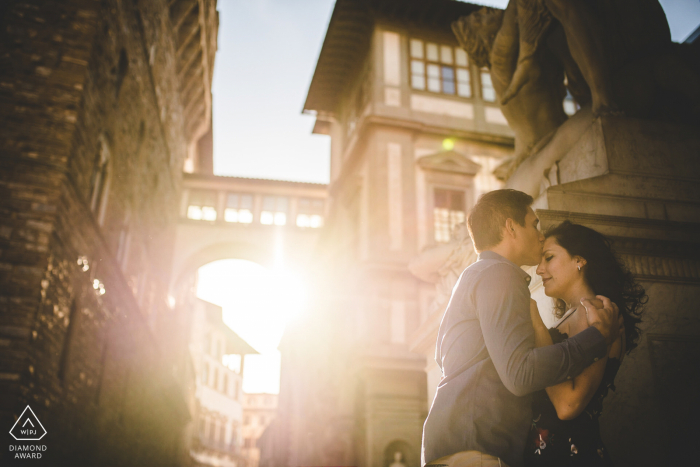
[545,255,553,262]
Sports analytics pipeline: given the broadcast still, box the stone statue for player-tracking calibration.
[389,451,406,467]
[452,2,570,176]
[500,0,617,116]
[453,0,700,179]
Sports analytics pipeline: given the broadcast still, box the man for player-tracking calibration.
[421,189,621,467]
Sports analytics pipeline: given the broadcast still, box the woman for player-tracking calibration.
[525,221,646,466]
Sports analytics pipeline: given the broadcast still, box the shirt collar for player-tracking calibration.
[478,250,532,285]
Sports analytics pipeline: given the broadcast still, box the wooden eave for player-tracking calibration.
[303,0,484,115]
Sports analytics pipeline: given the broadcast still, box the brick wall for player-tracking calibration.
[0,0,214,464]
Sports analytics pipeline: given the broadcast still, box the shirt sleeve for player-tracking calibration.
[474,262,607,397]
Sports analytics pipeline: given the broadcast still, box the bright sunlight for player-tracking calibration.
[196,259,307,394]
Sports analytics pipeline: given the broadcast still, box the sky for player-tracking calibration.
[204,0,700,395]
[211,0,335,184]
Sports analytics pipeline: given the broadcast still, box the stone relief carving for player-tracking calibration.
[408,223,477,317]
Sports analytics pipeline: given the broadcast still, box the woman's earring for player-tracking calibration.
[577,265,581,272]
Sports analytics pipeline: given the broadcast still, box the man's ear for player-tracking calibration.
[504,218,516,239]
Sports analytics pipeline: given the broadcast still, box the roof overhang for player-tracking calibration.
[303,0,483,115]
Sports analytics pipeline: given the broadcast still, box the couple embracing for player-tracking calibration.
[422,189,645,467]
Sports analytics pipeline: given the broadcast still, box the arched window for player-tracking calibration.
[89,135,111,226]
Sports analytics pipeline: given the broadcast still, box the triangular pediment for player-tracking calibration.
[417,150,481,175]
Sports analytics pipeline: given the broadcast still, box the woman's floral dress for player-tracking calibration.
[524,328,621,467]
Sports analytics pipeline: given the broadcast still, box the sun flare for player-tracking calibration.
[196,259,308,393]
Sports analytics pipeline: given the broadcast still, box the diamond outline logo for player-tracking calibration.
[9,406,47,441]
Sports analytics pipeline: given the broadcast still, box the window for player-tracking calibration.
[261,196,288,225]
[204,334,211,355]
[244,415,250,425]
[187,190,217,221]
[225,193,254,223]
[223,374,228,395]
[202,362,209,385]
[220,423,227,444]
[434,189,466,243]
[58,300,79,382]
[116,208,131,269]
[480,69,496,102]
[410,39,471,97]
[213,367,219,389]
[296,198,324,228]
[89,138,111,225]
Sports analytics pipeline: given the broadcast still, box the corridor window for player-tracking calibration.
[187,189,217,221]
[480,69,496,102]
[434,189,466,243]
[225,193,254,223]
[261,196,288,225]
[410,39,471,97]
[296,198,324,228]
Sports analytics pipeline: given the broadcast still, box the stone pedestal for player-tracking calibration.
[508,115,700,466]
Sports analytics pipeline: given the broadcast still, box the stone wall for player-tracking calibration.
[0,0,213,464]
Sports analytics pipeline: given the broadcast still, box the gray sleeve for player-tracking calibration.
[475,263,607,397]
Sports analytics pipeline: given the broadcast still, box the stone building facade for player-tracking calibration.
[241,393,278,467]
[0,0,218,465]
[188,299,257,467]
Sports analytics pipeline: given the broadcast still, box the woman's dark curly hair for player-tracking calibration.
[545,221,647,353]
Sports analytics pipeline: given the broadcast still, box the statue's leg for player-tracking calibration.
[500,0,551,105]
[544,0,618,116]
[546,24,591,107]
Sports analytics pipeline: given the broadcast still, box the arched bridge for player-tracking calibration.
[170,173,328,292]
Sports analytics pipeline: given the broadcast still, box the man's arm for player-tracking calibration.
[475,263,607,397]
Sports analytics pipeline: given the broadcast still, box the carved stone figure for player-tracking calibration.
[501,0,618,116]
[453,0,700,178]
[452,3,569,176]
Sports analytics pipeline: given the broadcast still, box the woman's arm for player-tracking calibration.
[530,300,622,420]
[530,299,553,347]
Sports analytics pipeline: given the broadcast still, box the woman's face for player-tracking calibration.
[536,237,583,300]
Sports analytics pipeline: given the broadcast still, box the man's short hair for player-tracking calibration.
[467,189,533,251]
